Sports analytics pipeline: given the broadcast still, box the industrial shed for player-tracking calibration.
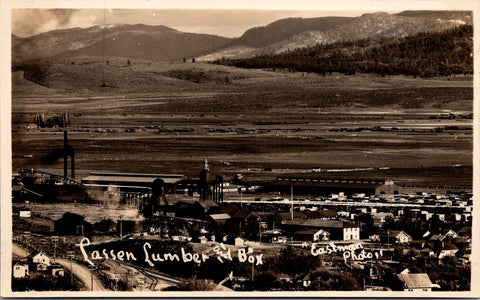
[262,176,403,196]
[81,172,184,192]
[81,172,185,205]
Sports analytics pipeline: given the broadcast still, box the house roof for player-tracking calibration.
[397,273,433,289]
[294,229,325,235]
[262,229,283,235]
[441,242,459,251]
[95,219,115,226]
[429,234,445,241]
[410,240,427,246]
[381,230,411,238]
[197,200,219,210]
[419,248,433,253]
[442,229,456,235]
[303,210,337,218]
[211,206,241,217]
[458,226,471,234]
[380,230,410,238]
[231,210,259,220]
[372,212,394,218]
[452,236,470,244]
[209,213,231,220]
[277,212,307,220]
[12,185,23,191]
[283,219,357,229]
[50,264,63,269]
[28,250,48,259]
[57,212,85,222]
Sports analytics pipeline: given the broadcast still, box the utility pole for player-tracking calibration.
[387,228,390,249]
[251,259,254,282]
[88,264,97,291]
[258,217,262,243]
[290,185,294,220]
[119,216,123,240]
[66,251,75,288]
[113,263,118,291]
[52,236,58,263]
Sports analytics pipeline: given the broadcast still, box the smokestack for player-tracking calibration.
[64,131,68,178]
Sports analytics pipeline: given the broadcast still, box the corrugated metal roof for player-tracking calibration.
[82,175,181,184]
[397,273,433,288]
[90,172,184,179]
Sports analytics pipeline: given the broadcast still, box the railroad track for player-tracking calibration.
[115,260,180,290]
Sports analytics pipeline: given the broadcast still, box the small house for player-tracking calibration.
[261,230,287,244]
[50,264,65,277]
[36,263,49,272]
[441,229,457,239]
[234,237,246,246]
[27,250,50,266]
[397,272,437,291]
[381,230,412,244]
[19,210,31,218]
[13,262,29,278]
[438,242,459,259]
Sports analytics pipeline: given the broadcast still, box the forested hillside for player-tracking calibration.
[213,25,472,78]
[228,17,352,48]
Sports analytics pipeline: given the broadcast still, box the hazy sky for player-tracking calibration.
[12,9,377,38]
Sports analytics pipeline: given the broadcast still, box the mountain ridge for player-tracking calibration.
[12,10,473,64]
[12,23,231,64]
[199,11,473,61]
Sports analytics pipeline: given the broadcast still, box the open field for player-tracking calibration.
[11,60,473,186]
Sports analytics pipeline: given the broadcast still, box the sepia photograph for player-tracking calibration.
[1,0,478,297]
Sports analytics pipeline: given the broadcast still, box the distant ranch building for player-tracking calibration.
[262,176,402,196]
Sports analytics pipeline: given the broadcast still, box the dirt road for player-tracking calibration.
[12,243,108,291]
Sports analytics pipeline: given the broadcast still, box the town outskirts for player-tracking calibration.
[79,238,263,267]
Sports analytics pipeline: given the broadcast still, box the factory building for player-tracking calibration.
[81,172,185,192]
[81,172,185,210]
[261,176,403,196]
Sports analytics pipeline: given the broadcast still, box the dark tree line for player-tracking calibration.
[214,25,472,78]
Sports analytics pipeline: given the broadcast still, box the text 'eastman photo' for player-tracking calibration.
[5,4,476,296]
